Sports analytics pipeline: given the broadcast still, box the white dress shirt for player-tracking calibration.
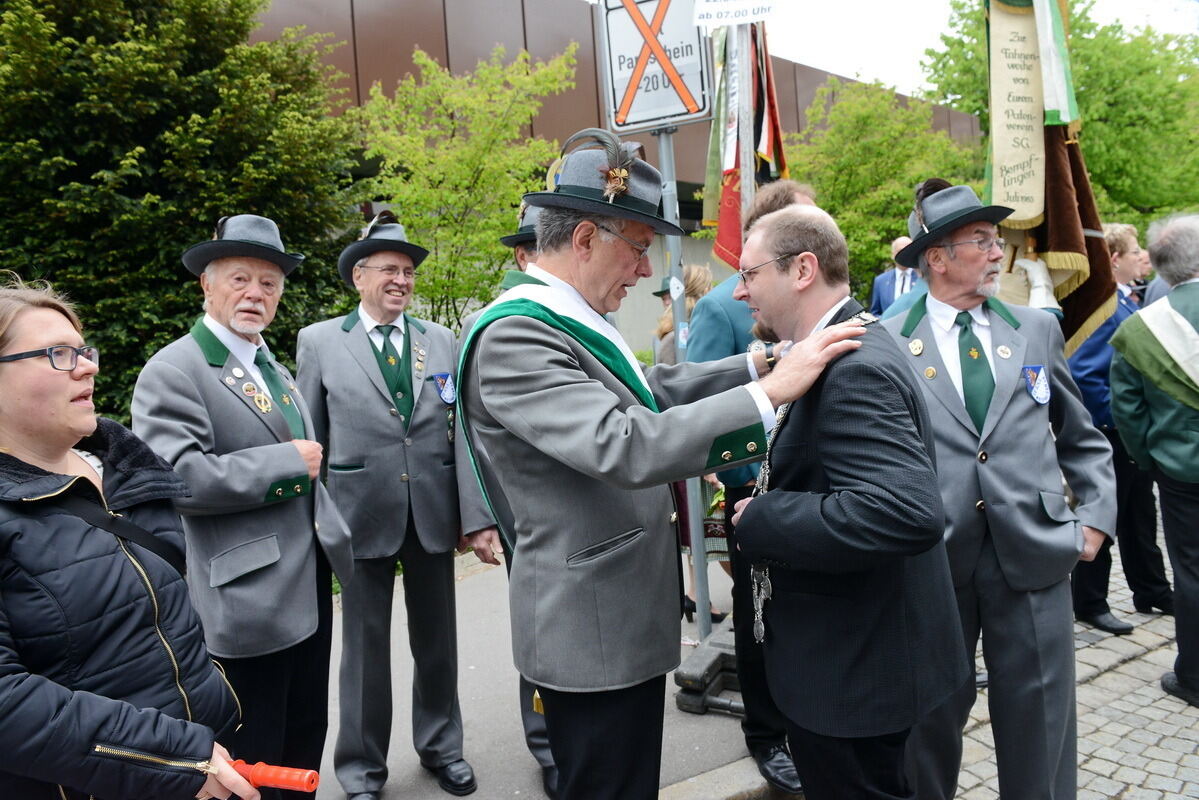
[202,314,275,399]
[924,294,996,406]
[357,303,407,355]
[894,267,915,303]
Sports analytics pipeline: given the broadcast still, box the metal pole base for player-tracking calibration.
[673,617,745,718]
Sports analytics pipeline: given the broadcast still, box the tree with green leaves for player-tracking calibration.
[922,0,1199,227]
[784,78,984,299]
[0,0,362,418]
[361,45,577,328]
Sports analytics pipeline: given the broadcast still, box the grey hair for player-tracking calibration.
[535,207,626,254]
[1148,214,1199,286]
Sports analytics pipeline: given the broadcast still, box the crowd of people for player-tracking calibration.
[0,126,1196,800]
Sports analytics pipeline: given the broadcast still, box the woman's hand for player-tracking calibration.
[195,743,259,800]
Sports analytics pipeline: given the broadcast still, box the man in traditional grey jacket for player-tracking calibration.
[132,214,354,798]
[296,212,492,799]
[457,129,865,800]
[883,181,1116,800]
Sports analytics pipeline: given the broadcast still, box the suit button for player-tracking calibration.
[975,500,985,511]
[670,512,678,523]
[404,437,413,446]
[400,474,410,482]
[294,485,303,494]
[721,450,733,461]
[314,522,320,533]
[275,488,284,497]
[978,451,988,463]
[389,408,399,417]
[746,442,758,453]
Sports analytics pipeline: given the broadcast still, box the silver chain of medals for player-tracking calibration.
[750,401,790,644]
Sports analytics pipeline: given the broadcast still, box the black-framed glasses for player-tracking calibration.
[362,209,399,240]
[597,224,653,260]
[939,236,1006,253]
[0,345,99,371]
[738,253,797,283]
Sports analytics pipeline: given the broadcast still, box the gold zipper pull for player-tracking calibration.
[196,760,219,775]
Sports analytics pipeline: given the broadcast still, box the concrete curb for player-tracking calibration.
[660,756,799,799]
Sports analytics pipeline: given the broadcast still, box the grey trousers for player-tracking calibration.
[906,535,1077,800]
[334,532,464,795]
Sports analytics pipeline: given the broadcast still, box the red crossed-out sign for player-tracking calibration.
[616,0,699,124]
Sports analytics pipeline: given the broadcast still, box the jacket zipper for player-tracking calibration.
[55,787,93,800]
[211,658,243,728]
[92,743,213,774]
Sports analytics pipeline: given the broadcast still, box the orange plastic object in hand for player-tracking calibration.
[230,760,320,793]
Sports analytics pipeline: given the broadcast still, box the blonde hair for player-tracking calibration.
[655,263,714,339]
[0,273,82,354]
[1102,223,1138,258]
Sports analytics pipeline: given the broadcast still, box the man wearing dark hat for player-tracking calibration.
[295,211,492,799]
[132,214,355,797]
[457,129,864,799]
[881,182,1115,800]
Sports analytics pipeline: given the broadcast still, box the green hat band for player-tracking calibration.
[553,184,660,218]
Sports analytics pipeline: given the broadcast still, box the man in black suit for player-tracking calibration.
[730,205,969,799]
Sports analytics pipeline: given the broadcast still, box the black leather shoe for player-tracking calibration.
[422,759,477,796]
[541,764,560,799]
[1162,671,1199,707]
[1077,611,1134,635]
[752,744,802,795]
[1135,595,1175,615]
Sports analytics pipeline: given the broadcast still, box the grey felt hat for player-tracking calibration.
[181,214,304,276]
[337,210,429,287]
[895,184,1013,268]
[499,203,542,248]
[522,128,685,237]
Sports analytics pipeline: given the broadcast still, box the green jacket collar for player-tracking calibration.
[899,294,1020,337]
[499,270,547,290]
[190,317,229,367]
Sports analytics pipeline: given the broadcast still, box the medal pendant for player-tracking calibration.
[254,393,272,413]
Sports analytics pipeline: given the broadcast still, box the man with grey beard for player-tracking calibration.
[133,214,353,799]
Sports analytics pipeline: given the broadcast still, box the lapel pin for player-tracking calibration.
[281,394,292,405]
[232,367,245,378]
[254,393,273,413]
[242,382,257,397]
[909,339,924,356]
[224,376,236,386]
[997,345,1012,359]
[924,366,937,379]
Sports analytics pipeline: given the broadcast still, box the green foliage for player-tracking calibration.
[360,46,577,328]
[784,79,984,300]
[922,0,1199,229]
[0,0,363,419]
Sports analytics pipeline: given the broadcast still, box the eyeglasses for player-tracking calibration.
[738,254,796,283]
[0,345,99,371]
[597,224,652,261]
[358,264,417,280]
[362,209,399,240]
[939,236,1006,253]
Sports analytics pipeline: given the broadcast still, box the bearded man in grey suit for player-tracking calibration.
[132,214,354,799]
[882,181,1116,800]
[457,129,865,800]
[296,211,494,800]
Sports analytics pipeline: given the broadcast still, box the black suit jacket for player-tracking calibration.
[738,300,968,739]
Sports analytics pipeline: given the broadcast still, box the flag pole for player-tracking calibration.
[736,23,755,219]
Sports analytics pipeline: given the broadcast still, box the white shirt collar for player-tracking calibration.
[1117,283,1133,297]
[357,303,405,338]
[203,314,267,366]
[806,296,853,340]
[925,294,989,333]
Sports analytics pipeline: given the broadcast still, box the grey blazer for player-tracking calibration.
[296,309,491,558]
[882,299,1116,592]
[461,313,767,692]
[132,321,353,658]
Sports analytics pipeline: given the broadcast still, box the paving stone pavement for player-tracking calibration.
[956,536,1199,799]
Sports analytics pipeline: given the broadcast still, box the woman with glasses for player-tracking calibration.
[0,277,256,800]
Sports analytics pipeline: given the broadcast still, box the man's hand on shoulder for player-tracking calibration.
[460,526,504,566]
[292,439,323,479]
[757,320,865,407]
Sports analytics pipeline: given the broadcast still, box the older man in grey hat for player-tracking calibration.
[133,214,354,798]
[457,128,865,799]
[881,180,1115,800]
[296,211,493,799]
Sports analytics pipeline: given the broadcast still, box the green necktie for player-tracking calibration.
[956,311,994,433]
[253,348,305,438]
[374,324,414,423]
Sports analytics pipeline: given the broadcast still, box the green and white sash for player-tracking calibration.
[1111,295,1199,412]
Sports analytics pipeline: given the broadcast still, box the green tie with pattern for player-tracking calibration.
[956,311,994,433]
[254,348,305,438]
[373,324,414,423]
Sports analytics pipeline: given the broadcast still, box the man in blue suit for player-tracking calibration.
[1069,225,1173,634]
[869,236,916,316]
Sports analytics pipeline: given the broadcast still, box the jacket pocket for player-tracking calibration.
[1039,490,1079,523]
[567,528,644,566]
[209,534,280,587]
[328,463,364,472]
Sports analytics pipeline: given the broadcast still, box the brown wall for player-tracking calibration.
[252,1,979,189]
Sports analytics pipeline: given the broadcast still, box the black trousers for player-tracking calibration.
[1072,429,1171,614]
[785,718,913,800]
[537,675,666,800]
[220,551,333,800]
[725,483,790,754]
[1155,469,1199,687]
